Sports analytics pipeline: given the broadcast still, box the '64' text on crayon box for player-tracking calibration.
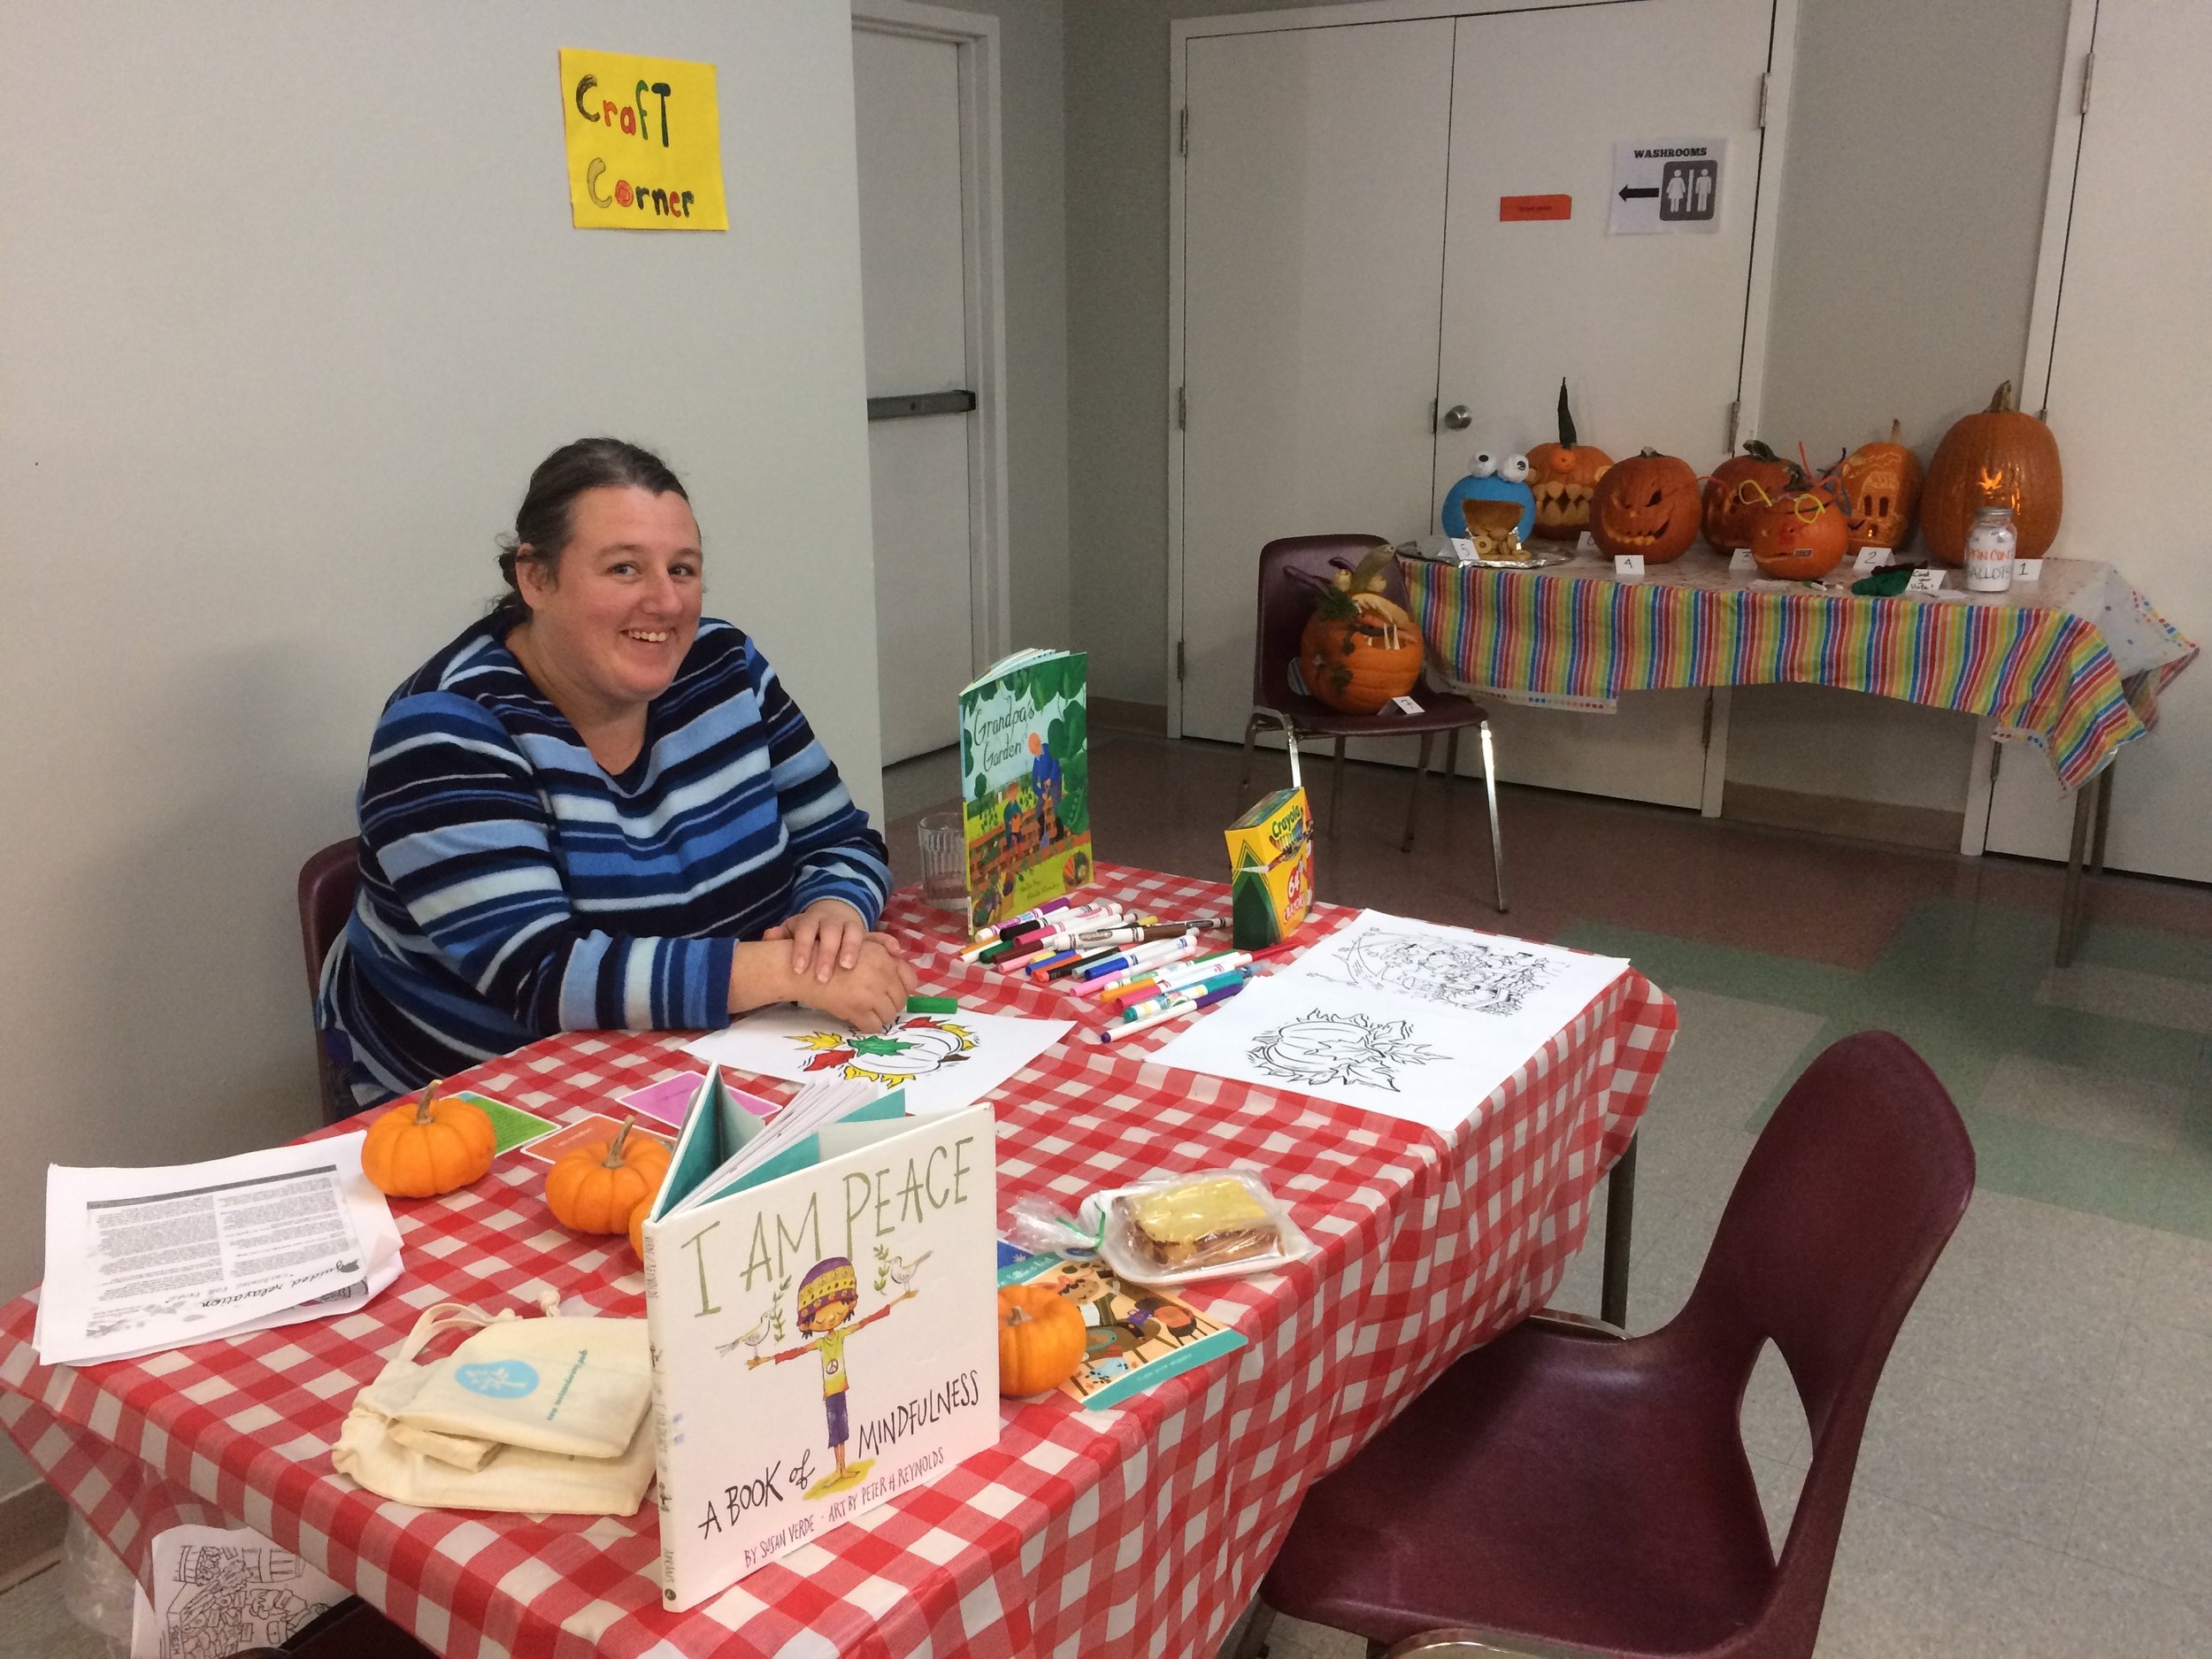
[1226,787,1312,949]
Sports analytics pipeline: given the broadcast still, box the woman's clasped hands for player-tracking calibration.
[764,897,918,1033]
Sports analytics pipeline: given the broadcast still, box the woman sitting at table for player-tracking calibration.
[318,437,915,1107]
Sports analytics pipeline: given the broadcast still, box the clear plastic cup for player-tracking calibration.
[918,811,967,910]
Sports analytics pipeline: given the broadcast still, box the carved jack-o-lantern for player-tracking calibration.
[1923,382,2062,565]
[1701,441,1797,552]
[1749,490,1849,580]
[1525,380,1613,540]
[1837,420,1923,552]
[1589,449,1701,564]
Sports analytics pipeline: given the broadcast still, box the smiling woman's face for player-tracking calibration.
[514,485,703,716]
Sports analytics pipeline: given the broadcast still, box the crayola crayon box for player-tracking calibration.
[1225,787,1313,949]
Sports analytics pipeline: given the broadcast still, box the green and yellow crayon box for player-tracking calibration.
[1225,787,1313,949]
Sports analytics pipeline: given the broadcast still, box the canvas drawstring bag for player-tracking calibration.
[334,1297,656,1515]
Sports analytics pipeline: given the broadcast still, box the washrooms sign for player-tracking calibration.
[1609,139,1723,234]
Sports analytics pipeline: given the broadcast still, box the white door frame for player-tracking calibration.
[1165,0,1800,740]
[852,0,1013,673]
[1960,0,2099,853]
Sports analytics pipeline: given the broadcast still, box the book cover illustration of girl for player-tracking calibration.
[748,1256,917,1498]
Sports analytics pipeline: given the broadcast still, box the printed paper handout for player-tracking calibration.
[640,1071,998,1609]
[1144,912,1628,1133]
[36,1134,403,1367]
[683,1007,1071,1115]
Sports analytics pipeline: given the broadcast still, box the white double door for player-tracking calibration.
[855,24,978,765]
[1179,0,1776,807]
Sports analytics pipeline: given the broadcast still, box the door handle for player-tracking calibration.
[1441,403,1472,430]
[867,390,978,421]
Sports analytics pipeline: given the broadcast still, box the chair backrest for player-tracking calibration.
[1252,534,1394,707]
[1671,1030,1974,1657]
[298,838,361,998]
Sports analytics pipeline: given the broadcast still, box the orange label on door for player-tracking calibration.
[1499,194,1571,222]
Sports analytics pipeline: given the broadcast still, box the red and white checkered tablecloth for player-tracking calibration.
[0,865,1675,1659]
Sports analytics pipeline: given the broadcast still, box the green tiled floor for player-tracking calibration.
[1563,902,2212,1240]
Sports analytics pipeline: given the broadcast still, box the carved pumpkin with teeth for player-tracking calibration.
[1525,380,1612,540]
[1837,420,1922,553]
[1590,449,1700,564]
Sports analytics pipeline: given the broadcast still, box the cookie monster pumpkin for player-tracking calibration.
[1440,450,1536,542]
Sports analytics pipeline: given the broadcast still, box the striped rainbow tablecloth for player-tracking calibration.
[1401,551,2196,790]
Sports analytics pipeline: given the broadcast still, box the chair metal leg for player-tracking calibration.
[1331,736,1348,836]
[1402,733,1434,852]
[1601,1133,1638,1329]
[1479,720,1508,913]
[1285,726,1303,790]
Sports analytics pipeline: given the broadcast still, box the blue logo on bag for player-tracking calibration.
[454,1360,538,1399]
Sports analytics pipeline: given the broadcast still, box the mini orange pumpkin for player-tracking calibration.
[1590,449,1701,564]
[1838,419,1922,552]
[546,1120,672,1234]
[1525,380,1612,540]
[360,1085,495,1198]
[1922,380,2062,565]
[1749,489,1849,580]
[996,1284,1087,1397]
[1701,441,1796,552]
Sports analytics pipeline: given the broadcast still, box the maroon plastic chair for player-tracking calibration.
[298,837,360,1124]
[1243,534,1506,911]
[1239,1031,1975,1659]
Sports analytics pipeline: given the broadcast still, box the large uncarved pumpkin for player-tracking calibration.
[1922,381,2062,565]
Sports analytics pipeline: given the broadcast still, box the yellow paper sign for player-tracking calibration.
[559,48,727,231]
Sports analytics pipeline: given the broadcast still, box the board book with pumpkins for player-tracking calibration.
[637,1068,998,1609]
[996,1253,1247,1410]
[958,649,1092,929]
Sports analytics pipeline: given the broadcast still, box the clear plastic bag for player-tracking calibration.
[61,1509,135,1649]
[1004,1193,1105,1260]
[1092,1169,1317,1287]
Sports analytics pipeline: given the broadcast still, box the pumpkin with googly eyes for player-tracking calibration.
[1441,448,1537,542]
[1590,449,1700,564]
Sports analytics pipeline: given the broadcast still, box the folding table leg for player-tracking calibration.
[1601,1133,1638,1330]
[2056,777,2097,967]
[1402,733,1433,852]
[1479,720,1508,913]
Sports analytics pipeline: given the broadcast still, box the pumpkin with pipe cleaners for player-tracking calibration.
[1525,380,1612,540]
[1838,419,1922,552]
[1748,486,1849,580]
[546,1119,671,1234]
[1701,440,1797,553]
[1922,380,2062,565]
[996,1283,1087,1396]
[1590,449,1701,564]
[360,1082,495,1198]
[1297,546,1425,714]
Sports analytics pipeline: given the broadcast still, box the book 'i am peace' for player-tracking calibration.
[638,1070,998,1609]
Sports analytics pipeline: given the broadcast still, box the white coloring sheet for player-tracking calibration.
[130,1522,346,1658]
[682,1007,1071,1115]
[1145,913,1628,1133]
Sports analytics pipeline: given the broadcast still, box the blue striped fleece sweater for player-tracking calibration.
[317,617,892,1105]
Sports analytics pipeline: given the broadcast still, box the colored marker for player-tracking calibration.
[1079,933,1197,983]
[905,995,958,1015]
[1089,996,1197,1043]
[1121,970,1248,1022]
[1103,949,1250,1002]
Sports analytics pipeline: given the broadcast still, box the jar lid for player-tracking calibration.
[1972,504,2014,520]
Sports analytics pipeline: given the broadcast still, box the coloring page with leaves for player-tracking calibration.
[1279,910,1628,1036]
[684,1008,1073,1116]
[958,649,1093,928]
[1146,927,1623,1135]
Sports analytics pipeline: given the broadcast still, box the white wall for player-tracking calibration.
[0,2,880,1495]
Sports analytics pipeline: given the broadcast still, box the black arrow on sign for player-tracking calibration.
[1617,185,1660,200]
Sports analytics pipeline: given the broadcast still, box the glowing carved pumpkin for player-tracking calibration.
[1922,380,2062,565]
[1525,380,1612,540]
[1837,420,1922,553]
[1701,441,1796,553]
[1749,489,1849,580]
[1590,449,1701,564]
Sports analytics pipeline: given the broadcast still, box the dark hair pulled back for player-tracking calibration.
[491,438,690,630]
